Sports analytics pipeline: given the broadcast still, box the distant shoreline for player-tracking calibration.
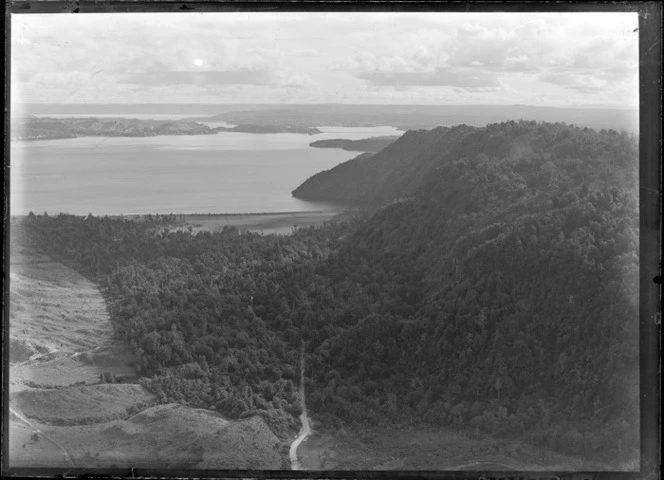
[11,210,345,219]
[181,210,347,235]
[10,209,349,236]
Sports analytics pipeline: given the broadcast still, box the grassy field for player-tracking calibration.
[9,243,113,363]
[11,384,157,426]
[8,241,288,470]
[10,344,140,389]
[10,404,285,469]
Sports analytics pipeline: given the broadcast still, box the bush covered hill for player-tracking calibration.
[15,121,639,468]
[293,121,636,206]
[309,136,399,153]
[11,117,217,140]
[299,121,639,465]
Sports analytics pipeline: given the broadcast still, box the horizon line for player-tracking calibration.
[14,102,638,110]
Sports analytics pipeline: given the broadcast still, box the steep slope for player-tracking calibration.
[309,136,399,153]
[292,121,635,207]
[293,126,467,204]
[300,121,639,467]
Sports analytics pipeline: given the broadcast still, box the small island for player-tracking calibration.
[309,136,399,153]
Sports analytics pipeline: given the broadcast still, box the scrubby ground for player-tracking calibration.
[298,424,602,471]
[10,404,283,469]
[10,384,157,426]
[10,344,139,388]
[8,238,287,470]
[9,242,113,364]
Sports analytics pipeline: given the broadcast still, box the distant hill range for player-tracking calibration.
[11,117,320,140]
[199,104,637,132]
[17,104,638,133]
[11,117,216,140]
[309,136,399,152]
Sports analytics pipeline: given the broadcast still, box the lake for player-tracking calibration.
[10,126,400,216]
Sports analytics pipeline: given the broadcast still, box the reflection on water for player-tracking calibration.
[10,126,400,216]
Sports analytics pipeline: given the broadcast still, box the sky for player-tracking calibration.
[11,12,639,107]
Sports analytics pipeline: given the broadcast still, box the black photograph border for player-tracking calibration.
[2,2,661,479]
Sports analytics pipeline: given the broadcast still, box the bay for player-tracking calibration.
[10,126,400,216]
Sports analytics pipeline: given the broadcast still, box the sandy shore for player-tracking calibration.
[183,210,344,235]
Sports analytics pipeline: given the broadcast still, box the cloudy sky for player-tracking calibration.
[11,12,639,107]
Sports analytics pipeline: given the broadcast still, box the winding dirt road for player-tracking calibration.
[289,344,311,470]
[9,406,76,469]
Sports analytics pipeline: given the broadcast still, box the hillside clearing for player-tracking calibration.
[11,384,157,426]
[10,404,284,469]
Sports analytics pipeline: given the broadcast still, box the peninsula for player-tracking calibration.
[309,136,399,153]
[12,117,322,141]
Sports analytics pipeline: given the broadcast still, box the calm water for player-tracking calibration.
[10,126,400,215]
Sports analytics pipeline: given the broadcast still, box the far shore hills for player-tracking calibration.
[10,116,321,141]
[11,103,639,141]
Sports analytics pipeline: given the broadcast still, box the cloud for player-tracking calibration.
[343,15,636,100]
[276,71,312,88]
[292,48,320,58]
[538,72,608,94]
[117,66,312,89]
[119,70,279,86]
[11,12,639,107]
[356,67,500,89]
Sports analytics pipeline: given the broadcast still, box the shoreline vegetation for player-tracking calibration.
[11,210,349,236]
[180,211,345,235]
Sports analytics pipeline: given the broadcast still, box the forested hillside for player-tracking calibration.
[15,214,349,440]
[299,122,639,465]
[15,121,639,468]
[293,122,636,207]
